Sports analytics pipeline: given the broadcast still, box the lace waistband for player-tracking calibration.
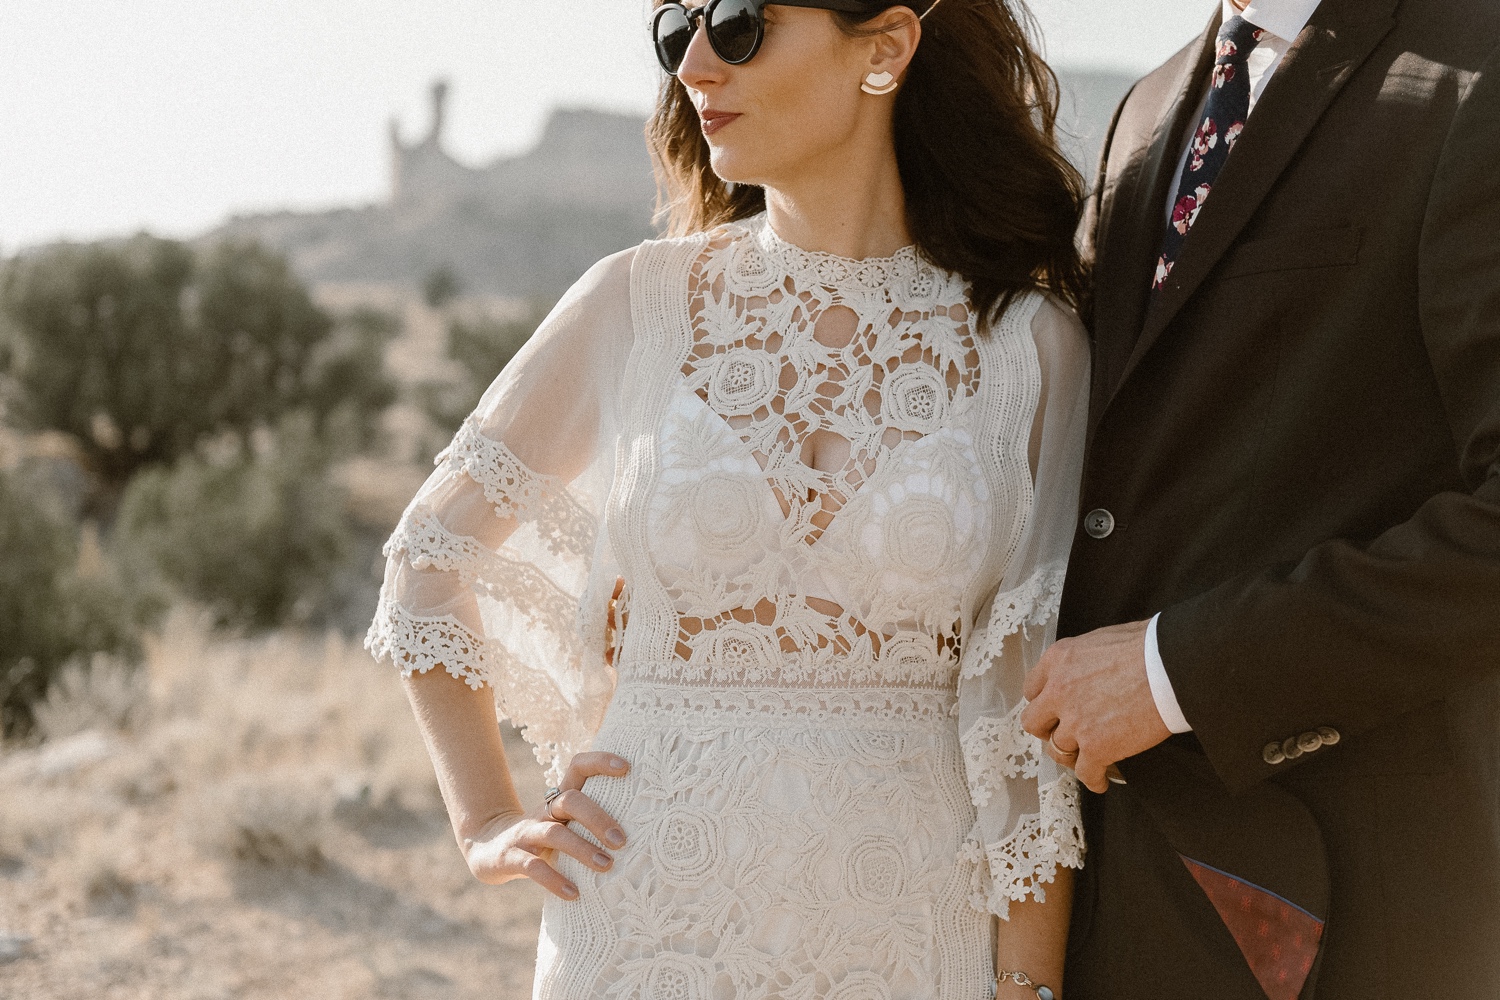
[604,679,958,731]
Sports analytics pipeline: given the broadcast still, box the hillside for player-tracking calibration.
[207,106,657,302]
[206,71,1134,299]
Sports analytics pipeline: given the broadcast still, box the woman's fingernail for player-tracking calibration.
[593,852,611,869]
[605,828,626,848]
[611,756,626,770]
[562,883,578,899]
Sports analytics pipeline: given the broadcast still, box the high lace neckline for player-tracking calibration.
[751,214,928,292]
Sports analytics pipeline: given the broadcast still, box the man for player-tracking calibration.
[1020,0,1500,996]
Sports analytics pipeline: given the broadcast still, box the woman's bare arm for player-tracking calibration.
[996,868,1074,996]
[403,667,630,899]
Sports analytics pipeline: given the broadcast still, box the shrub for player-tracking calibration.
[112,418,351,630]
[0,467,139,738]
[422,265,462,308]
[192,772,330,869]
[0,239,401,732]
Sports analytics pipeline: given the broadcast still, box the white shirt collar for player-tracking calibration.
[1221,0,1321,44]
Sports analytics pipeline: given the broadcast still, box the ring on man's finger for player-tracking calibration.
[543,785,564,822]
[1048,732,1079,763]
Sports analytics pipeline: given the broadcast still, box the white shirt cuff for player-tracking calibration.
[1145,613,1193,734]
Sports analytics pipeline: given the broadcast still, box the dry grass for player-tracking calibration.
[0,608,548,1000]
[31,655,149,742]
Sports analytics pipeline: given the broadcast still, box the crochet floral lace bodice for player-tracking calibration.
[644,223,996,693]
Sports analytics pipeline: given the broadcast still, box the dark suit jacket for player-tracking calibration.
[1060,0,1500,996]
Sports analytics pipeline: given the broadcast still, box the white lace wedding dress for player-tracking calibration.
[368,216,1090,999]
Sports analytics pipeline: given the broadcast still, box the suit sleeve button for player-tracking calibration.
[1318,726,1341,746]
[1263,742,1287,765]
[1297,731,1324,754]
[1282,736,1305,760]
[1084,509,1116,539]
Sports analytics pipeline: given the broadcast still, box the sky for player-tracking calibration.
[1,0,1218,250]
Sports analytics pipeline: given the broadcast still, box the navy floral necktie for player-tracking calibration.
[1152,15,1266,292]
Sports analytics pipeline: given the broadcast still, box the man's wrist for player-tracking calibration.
[1145,613,1193,734]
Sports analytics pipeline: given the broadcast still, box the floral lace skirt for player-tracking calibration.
[532,682,993,1000]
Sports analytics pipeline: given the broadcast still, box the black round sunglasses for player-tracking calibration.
[652,0,872,75]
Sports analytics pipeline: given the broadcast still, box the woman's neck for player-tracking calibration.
[761,137,912,260]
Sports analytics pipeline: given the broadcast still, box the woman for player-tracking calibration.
[367,0,1090,995]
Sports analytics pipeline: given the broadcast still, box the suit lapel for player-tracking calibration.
[1090,15,1220,425]
[1104,0,1399,413]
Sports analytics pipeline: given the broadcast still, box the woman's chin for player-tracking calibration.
[706,148,763,189]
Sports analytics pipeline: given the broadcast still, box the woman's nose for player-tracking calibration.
[675,13,726,89]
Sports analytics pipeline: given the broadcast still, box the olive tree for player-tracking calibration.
[0,237,396,501]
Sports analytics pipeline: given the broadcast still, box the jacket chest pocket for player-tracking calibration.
[1218,226,1364,279]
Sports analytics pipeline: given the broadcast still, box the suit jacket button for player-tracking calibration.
[1084,509,1116,539]
[1263,742,1287,765]
[1282,736,1305,760]
[1297,731,1323,754]
[1318,726,1341,746]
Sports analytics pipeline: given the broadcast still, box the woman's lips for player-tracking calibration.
[700,109,741,137]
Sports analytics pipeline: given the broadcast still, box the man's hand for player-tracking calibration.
[1021,620,1171,793]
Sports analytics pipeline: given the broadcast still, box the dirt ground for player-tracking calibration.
[0,612,549,1000]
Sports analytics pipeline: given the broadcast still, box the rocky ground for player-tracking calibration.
[0,612,549,1000]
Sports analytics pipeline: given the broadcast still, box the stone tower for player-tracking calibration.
[426,79,449,146]
[388,78,469,204]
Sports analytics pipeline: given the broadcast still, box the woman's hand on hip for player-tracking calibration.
[461,751,630,900]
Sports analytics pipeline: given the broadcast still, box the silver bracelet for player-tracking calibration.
[997,969,1055,1000]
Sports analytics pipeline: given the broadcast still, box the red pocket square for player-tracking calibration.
[1180,855,1325,1000]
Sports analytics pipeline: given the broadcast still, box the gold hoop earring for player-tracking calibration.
[860,71,897,96]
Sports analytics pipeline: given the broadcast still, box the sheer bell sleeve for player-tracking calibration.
[957,295,1091,918]
[365,249,635,785]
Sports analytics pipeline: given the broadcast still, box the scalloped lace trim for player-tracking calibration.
[961,700,1045,805]
[383,505,494,574]
[365,598,600,784]
[438,418,595,558]
[960,560,1068,679]
[365,599,490,690]
[383,505,585,658]
[960,773,1085,920]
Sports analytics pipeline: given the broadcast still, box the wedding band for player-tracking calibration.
[1048,733,1079,762]
[543,785,563,822]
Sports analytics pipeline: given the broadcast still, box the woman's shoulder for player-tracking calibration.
[553,221,750,326]
[975,289,1089,392]
[518,247,640,366]
[569,245,638,305]
[1027,292,1091,395]
[1029,292,1088,349]
[635,218,759,261]
[585,224,748,296]
[980,289,1085,347]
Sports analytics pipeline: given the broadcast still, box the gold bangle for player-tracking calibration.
[997,969,1055,1000]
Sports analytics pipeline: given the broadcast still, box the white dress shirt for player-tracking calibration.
[1145,0,1322,735]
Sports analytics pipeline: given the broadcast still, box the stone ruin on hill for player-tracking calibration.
[209,81,658,300]
[207,73,1133,300]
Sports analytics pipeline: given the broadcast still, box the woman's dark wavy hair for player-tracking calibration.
[647,0,1088,330]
